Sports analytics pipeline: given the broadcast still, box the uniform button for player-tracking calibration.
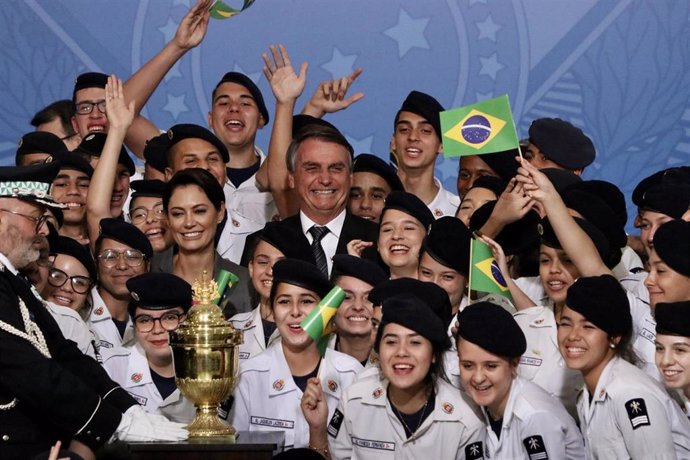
[87,430,92,435]
[2,435,9,441]
[96,436,101,441]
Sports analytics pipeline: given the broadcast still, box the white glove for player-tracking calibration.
[114,405,188,442]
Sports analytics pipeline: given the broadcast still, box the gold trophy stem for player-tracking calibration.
[187,403,236,439]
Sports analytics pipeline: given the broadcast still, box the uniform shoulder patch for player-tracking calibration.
[465,441,484,460]
[523,435,548,460]
[625,398,650,429]
[327,408,344,438]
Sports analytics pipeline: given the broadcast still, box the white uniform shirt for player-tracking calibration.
[513,306,583,418]
[230,342,362,450]
[101,342,195,423]
[578,357,690,459]
[229,306,279,361]
[45,301,98,359]
[483,377,585,460]
[223,147,278,225]
[427,178,461,218]
[328,372,484,460]
[626,291,660,381]
[87,287,134,350]
[216,208,266,265]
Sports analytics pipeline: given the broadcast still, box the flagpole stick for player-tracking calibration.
[468,236,474,306]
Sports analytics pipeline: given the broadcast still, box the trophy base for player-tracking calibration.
[187,405,237,439]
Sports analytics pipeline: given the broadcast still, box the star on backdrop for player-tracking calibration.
[384,8,430,59]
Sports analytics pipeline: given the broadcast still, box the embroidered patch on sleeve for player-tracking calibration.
[328,408,344,438]
[465,441,485,460]
[523,435,549,460]
[625,398,651,429]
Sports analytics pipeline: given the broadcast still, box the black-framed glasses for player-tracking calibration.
[47,267,93,294]
[129,203,166,225]
[134,312,186,333]
[75,101,106,115]
[0,208,49,233]
[97,249,145,268]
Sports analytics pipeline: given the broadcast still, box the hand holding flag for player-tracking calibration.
[469,237,513,302]
[300,286,346,355]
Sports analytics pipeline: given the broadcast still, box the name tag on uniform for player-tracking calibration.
[640,328,655,344]
[250,416,294,429]
[239,352,250,360]
[128,393,148,406]
[519,356,543,366]
[99,340,113,349]
[352,437,395,451]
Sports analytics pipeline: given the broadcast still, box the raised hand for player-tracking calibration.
[173,0,212,50]
[346,239,372,257]
[262,44,308,104]
[492,178,536,225]
[515,158,558,204]
[105,75,135,132]
[300,377,329,431]
[303,68,365,118]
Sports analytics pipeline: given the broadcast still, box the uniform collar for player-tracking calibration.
[0,252,17,275]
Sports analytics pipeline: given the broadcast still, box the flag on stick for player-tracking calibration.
[469,238,512,302]
[300,286,346,355]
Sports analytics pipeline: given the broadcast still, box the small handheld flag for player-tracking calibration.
[469,238,512,302]
[209,0,256,20]
[440,95,519,157]
[300,286,346,355]
[213,269,239,305]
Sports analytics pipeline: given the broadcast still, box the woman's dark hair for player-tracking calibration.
[611,327,639,366]
[163,168,225,211]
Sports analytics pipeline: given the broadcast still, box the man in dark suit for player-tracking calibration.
[241,124,378,274]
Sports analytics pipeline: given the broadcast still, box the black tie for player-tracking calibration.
[309,226,329,276]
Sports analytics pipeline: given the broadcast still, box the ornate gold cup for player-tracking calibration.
[170,271,243,438]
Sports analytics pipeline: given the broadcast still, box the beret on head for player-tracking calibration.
[565,275,631,337]
[16,131,67,161]
[480,148,520,182]
[457,301,526,358]
[167,124,229,163]
[468,175,507,198]
[271,258,332,299]
[539,216,610,265]
[127,273,192,315]
[331,254,388,288]
[528,118,595,169]
[52,152,94,178]
[352,153,404,192]
[73,72,108,100]
[143,133,170,173]
[423,216,472,275]
[97,218,153,259]
[375,295,450,352]
[214,72,269,124]
[256,221,315,263]
[655,301,690,336]
[637,183,690,219]
[130,179,166,200]
[52,235,97,282]
[75,133,135,175]
[566,180,627,227]
[368,277,453,328]
[632,166,690,207]
[653,220,690,277]
[292,114,337,138]
[470,201,540,256]
[540,168,582,195]
[394,90,444,139]
[381,191,435,230]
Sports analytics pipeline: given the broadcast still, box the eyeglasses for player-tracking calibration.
[134,312,186,333]
[75,101,106,115]
[0,208,49,233]
[97,249,145,268]
[129,204,165,225]
[47,267,93,294]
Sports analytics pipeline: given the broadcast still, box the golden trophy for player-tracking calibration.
[170,271,243,438]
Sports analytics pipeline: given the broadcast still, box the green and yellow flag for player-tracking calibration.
[440,95,519,157]
[209,0,255,20]
[300,286,346,355]
[469,238,512,301]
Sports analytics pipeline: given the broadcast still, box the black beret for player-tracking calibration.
[528,118,595,169]
[632,166,690,207]
[470,201,540,256]
[97,218,153,259]
[539,216,610,264]
[130,179,166,200]
[52,235,97,282]
[637,183,690,219]
[655,301,690,336]
[167,123,229,163]
[480,148,520,182]
[16,131,68,162]
[214,72,269,124]
[46,221,60,249]
[381,191,435,230]
[257,221,315,263]
[331,254,388,287]
[74,133,135,175]
[653,220,690,277]
[565,274,631,336]
[292,114,338,138]
[52,152,94,178]
[271,258,332,299]
[541,168,582,194]
[457,301,526,358]
[368,277,453,328]
[127,273,192,313]
[72,72,108,100]
[375,295,450,352]
[469,175,507,198]
[566,180,627,227]
[0,163,64,209]
[423,216,472,275]
[394,90,444,139]
[352,153,404,192]
[143,133,170,173]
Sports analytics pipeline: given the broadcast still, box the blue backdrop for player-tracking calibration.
[2,0,689,231]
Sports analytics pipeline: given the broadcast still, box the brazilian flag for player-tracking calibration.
[210,0,256,20]
[300,286,346,356]
[440,95,519,157]
[469,238,512,301]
